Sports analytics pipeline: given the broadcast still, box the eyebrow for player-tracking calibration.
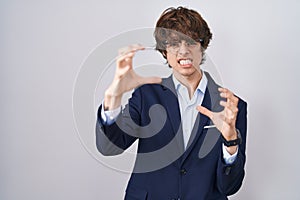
[167,33,197,41]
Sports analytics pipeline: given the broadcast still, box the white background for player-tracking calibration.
[1,0,300,199]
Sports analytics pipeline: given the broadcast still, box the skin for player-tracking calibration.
[104,41,238,155]
[104,44,162,110]
[164,40,203,99]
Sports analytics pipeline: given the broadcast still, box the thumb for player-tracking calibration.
[138,76,162,85]
[196,105,213,119]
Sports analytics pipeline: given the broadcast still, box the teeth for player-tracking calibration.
[179,59,192,65]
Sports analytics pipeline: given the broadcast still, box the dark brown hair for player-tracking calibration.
[154,6,212,60]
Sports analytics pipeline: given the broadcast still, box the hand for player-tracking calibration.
[197,88,239,154]
[104,44,162,110]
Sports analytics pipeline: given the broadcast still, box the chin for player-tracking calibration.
[179,70,196,77]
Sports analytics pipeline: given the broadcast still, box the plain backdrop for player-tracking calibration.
[1,0,300,199]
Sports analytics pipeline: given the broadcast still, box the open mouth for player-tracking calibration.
[178,58,193,66]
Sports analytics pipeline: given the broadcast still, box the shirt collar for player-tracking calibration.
[172,71,207,94]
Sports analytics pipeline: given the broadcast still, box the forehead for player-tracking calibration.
[166,32,195,41]
[164,30,196,42]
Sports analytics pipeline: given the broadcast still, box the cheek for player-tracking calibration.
[166,54,177,66]
[193,51,203,65]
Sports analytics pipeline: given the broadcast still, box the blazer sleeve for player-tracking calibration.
[216,99,248,195]
[95,88,142,156]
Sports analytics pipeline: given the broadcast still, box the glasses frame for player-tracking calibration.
[164,39,203,54]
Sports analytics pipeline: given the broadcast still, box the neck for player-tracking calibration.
[174,70,202,99]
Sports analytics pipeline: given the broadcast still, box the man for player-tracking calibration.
[96,6,247,200]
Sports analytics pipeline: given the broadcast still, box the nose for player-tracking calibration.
[178,42,190,55]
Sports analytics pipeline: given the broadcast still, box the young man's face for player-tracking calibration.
[165,35,203,79]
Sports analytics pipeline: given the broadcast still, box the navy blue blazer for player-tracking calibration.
[96,72,247,200]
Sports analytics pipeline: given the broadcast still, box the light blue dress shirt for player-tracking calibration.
[172,74,207,148]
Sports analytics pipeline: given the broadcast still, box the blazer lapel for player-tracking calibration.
[204,71,224,113]
[180,89,211,163]
[161,76,185,153]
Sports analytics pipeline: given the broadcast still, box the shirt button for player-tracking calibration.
[180,169,187,175]
[225,166,231,175]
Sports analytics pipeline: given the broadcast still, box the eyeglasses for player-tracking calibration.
[164,39,203,54]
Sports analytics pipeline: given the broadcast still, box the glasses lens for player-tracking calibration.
[166,40,200,54]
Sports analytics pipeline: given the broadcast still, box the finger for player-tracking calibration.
[220,101,237,125]
[220,100,239,114]
[227,94,239,106]
[196,105,213,119]
[118,44,145,55]
[225,107,235,120]
[219,88,234,99]
[116,52,135,68]
[224,114,236,125]
[218,87,239,106]
[118,44,143,55]
[116,44,145,67]
[117,51,135,62]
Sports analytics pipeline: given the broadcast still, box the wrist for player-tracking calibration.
[104,91,122,111]
[222,129,242,147]
[224,129,238,141]
[225,145,238,155]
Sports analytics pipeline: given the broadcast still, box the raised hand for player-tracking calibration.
[104,44,162,110]
[196,88,239,154]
